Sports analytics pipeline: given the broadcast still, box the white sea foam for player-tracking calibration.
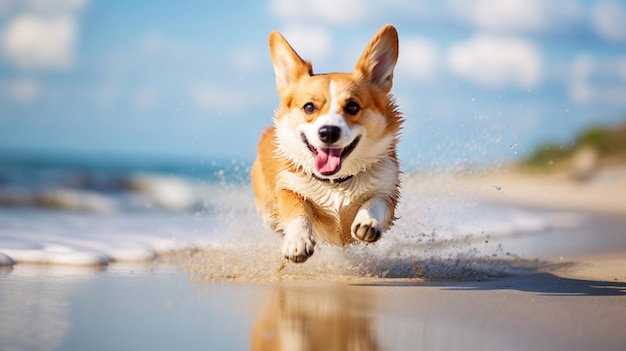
[0,175,258,266]
[0,252,14,266]
[0,187,117,213]
[1,246,109,266]
[125,173,197,211]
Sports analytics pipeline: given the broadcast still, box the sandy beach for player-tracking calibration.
[467,165,626,215]
[1,168,626,351]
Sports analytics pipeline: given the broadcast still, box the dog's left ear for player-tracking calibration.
[354,25,399,93]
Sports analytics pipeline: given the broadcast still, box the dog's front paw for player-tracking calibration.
[282,217,315,263]
[351,210,382,243]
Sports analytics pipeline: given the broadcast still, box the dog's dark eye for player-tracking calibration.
[344,101,361,115]
[303,102,317,115]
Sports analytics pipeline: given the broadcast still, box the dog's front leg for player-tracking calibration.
[351,196,395,243]
[276,189,315,263]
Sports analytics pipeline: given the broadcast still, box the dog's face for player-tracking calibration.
[270,26,401,180]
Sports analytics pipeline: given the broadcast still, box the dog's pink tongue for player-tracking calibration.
[315,148,342,175]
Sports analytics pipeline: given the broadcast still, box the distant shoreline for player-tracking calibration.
[466,165,626,215]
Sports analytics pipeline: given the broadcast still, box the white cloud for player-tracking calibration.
[277,25,332,63]
[0,0,87,70]
[592,1,626,42]
[140,32,164,53]
[12,78,39,102]
[569,54,626,105]
[446,34,542,88]
[269,0,368,24]
[0,0,12,15]
[397,37,438,80]
[447,0,583,33]
[132,86,158,110]
[0,0,88,15]
[449,0,541,32]
[268,0,441,24]
[232,46,262,72]
[2,14,78,70]
[21,0,87,14]
[569,55,593,103]
[190,83,241,111]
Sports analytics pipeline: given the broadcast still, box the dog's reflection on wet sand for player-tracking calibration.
[250,284,379,351]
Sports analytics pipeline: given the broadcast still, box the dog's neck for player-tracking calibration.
[311,173,354,184]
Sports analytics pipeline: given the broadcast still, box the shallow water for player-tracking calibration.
[2,254,625,351]
[0,263,256,351]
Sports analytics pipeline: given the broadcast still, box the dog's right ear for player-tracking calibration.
[269,31,312,95]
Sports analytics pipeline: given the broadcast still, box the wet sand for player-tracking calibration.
[1,249,624,351]
[1,170,626,351]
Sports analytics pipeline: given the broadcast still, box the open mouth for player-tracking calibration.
[301,133,360,176]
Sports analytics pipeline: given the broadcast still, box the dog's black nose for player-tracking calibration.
[318,126,341,144]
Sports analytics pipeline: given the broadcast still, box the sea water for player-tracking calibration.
[0,152,587,279]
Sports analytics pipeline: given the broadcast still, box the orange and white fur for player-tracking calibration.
[251,25,402,263]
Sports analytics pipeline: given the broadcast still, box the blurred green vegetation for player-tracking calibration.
[521,121,626,171]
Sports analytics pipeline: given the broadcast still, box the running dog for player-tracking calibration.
[251,25,402,263]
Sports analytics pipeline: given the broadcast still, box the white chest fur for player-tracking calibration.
[277,158,398,213]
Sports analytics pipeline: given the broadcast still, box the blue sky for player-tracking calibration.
[1,0,625,168]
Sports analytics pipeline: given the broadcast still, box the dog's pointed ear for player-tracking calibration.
[269,31,312,95]
[354,25,399,93]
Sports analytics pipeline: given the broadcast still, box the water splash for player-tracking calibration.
[0,159,582,281]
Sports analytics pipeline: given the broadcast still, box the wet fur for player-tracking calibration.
[251,25,402,263]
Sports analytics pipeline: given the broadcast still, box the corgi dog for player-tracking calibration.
[251,24,402,263]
